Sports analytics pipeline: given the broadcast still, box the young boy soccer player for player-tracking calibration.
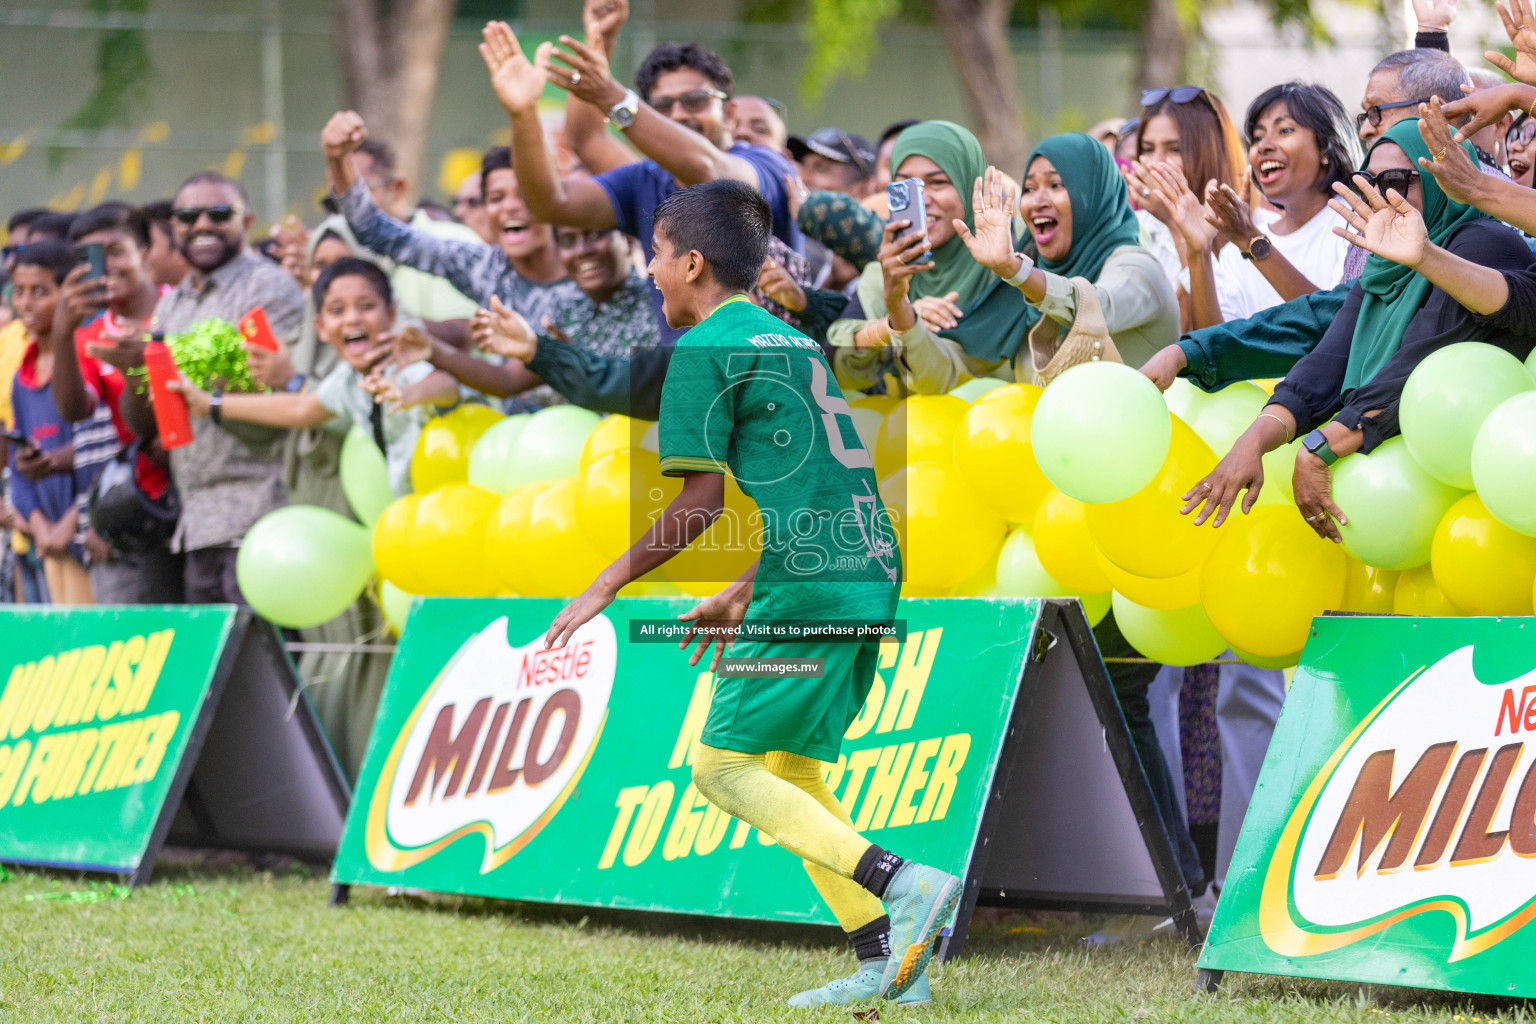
[171,258,460,496]
[542,179,960,1008]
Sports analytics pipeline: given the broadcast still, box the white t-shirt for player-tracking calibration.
[1211,204,1348,321]
[1137,209,1184,290]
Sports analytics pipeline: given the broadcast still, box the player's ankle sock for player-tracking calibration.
[852,845,904,899]
[848,915,892,963]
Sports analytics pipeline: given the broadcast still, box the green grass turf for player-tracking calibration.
[0,861,1530,1023]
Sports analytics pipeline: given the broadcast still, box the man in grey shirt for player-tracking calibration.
[125,171,304,605]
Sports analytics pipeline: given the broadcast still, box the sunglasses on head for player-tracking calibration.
[648,88,727,116]
[1349,168,1420,196]
[172,205,238,225]
[1354,97,1430,133]
[1509,116,1536,150]
[1140,86,1208,108]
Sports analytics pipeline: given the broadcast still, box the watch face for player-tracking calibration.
[1248,237,1272,260]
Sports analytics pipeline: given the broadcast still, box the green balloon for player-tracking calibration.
[378,579,417,635]
[467,415,531,495]
[949,377,1009,403]
[1471,390,1536,537]
[339,426,394,527]
[1333,437,1466,570]
[995,527,1069,597]
[236,506,375,628]
[1400,341,1534,488]
[1180,381,1267,457]
[1111,592,1225,666]
[504,405,603,492]
[1032,362,1171,504]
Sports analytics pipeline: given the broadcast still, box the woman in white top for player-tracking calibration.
[1122,86,1249,332]
[1148,81,1359,328]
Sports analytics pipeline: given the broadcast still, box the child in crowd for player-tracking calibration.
[171,258,460,496]
[6,241,118,605]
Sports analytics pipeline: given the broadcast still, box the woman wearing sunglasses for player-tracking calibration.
[1148,82,1357,330]
[1122,86,1247,332]
[1182,119,1536,540]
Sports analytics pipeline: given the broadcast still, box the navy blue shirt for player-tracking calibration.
[596,142,803,344]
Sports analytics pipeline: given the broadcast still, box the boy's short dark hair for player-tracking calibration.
[69,201,152,250]
[312,256,393,309]
[25,213,76,244]
[878,119,919,147]
[8,207,50,235]
[481,146,512,200]
[142,199,175,236]
[635,42,734,103]
[652,180,770,293]
[14,240,76,283]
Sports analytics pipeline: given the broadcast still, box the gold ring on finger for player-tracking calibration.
[1435,148,1448,161]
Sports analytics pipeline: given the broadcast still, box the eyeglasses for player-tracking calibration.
[454,196,484,210]
[172,205,239,226]
[1140,86,1208,107]
[648,88,727,116]
[1508,116,1536,150]
[1355,98,1430,133]
[762,96,789,123]
[1349,168,1420,196]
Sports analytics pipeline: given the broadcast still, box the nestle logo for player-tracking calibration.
[1495,684,1536,736]
[518,641,593,689]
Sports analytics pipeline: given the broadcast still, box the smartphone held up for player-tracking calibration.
[886,177,933,266]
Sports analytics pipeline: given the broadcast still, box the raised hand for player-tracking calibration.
[384,324,434,367]
[1490,0,1536,85]
[1143,162,1216,253]
[321,111,367,163]
[475,296,537,361]
[953,165,1020,278]
[540,34,626,110]
[1329,176,1429,268]
[756,258,806,312]
[270,215,310,288]
[479,21,548,114]
[1204,181,1262,250]
[1416,98,1487,206]
[1123,160,1173,223]
[1413,0,1459,29]
[584,0,629,49]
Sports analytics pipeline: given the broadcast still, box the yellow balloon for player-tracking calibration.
[949,543,1002,597]
[575,448,677,559]
[1097,550,1203,609]
[411,405,504,493]
[372,495,426,594]
[953,383,1052,523]
[874,394,968,482]
[848,407,885,452]
[1033,489,1111,593]
[410,483,501,596]
[1394,563,1463,616]
[581,414,640,471]
[853,395,900,415]
[883,461,1007,591]
[1430,492,1536,615]
[485,481,557,595]
[1340,558,1400,614]
[663,475,763,597]
[1086,415,1219,579]
[520,479,610,597]
[900,582,951,598]
[1200,504,1346,658]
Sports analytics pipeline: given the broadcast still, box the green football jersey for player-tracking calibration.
[658,297,900,628]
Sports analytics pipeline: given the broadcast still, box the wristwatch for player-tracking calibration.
[606,88,640,129]
[209,389,224,426]
[283,373,307,393]
[1302,428,1338,466]
[1241,235,1273,262]
[1003,252,1034,287]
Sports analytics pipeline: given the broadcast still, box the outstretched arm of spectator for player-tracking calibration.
[49,265,108,422]
[171,377,334,430]
[563,0,640,175]
[481,22,619,229]
[539,32,758,188]
[526,335,671,420]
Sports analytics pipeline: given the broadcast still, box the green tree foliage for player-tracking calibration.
[49,0,154,170]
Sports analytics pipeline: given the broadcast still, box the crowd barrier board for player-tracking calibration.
[1199,614,1536,998]
[331,596,1201,954]
[0,606,349,885]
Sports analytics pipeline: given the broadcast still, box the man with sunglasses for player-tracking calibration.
[116,171,304,608]
[480,19,802,343]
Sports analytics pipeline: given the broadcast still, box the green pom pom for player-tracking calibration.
[166,319,265,394]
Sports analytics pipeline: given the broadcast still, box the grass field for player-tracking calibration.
[1,859,1529,1023]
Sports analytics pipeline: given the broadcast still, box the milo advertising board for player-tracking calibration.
[1201,615,1536,997]
[333,596,1199,952]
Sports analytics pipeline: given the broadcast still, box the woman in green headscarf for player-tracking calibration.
[1179,116,1536,539]
[874,126,1178,394]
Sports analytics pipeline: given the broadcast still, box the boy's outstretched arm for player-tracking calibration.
[169,377,333,430]
[544,470,726,648]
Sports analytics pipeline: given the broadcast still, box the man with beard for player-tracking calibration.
[120,172,304,606]
[479,20,801,343]
[323,116,578,339]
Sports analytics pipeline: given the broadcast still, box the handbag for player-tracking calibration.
[1025,276,1123,386]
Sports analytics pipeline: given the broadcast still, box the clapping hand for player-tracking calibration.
[1489,0,1536,85]
[1204,180,1261,250]
[1416,98,1486,206]
[1140,162,1217,253]
[474,296,537,362]
[1329,176,1429,268]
